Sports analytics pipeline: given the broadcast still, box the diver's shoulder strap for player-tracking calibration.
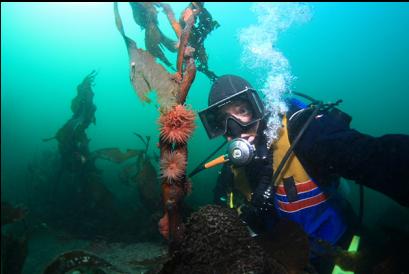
[271,104,321,187]
[272,116,311,186]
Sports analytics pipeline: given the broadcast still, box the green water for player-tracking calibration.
[2,1,409,250]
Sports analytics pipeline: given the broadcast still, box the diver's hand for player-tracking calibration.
[239,204,265,234]
[158,213,169,240]
[251,181,275,212]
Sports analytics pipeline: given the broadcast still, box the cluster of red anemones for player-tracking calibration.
[159,104,195,144]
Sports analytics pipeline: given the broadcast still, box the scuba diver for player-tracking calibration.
[194,74,409,272]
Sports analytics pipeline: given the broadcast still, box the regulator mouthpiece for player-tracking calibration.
[227,138,255,166]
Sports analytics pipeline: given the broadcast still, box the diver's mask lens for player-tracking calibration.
[199,88,265,139]
[225,117,259,139]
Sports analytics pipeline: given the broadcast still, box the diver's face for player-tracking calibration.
[223,100,253,123]
[221,100,257,143]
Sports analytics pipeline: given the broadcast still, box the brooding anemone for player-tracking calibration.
[160,150,187,180]
[159,105,195,144]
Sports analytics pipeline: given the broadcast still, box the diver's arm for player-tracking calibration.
[213,164,234,206]
[296,113,409,207]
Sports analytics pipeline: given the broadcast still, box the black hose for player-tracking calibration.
[188,140,228,177]
[292,91,320,104]
[358,184,364,227]
[271,104,322,186]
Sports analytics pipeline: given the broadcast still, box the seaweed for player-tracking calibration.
[43,250,128,274]
[188,2,220,82]
[1,202,29,274]
[114,2,180,110]
[38,73,129,241]
[114,2,219,250]
[129,2,177,67]
[44,71,98,173]
[92,148,143,163]
[1,202,28,226]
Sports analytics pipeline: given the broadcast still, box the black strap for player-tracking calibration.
[358,184,364,227]
[283,176,299,202]
[188,140,228,177]
[271,104,322,188]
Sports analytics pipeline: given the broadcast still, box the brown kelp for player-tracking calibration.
[114,2,218,250]
[92,147,144,164]
[95,133,161,213]
[1,202,29,274]
[43,71,97,173]
[1,202,28,226]
[114,3,180,109]
[177,2,219,82]
[1,233,28,274]
[129,2,177,68]
[43,250,128,274]
[43,71,98,180]
[42,72,125,240]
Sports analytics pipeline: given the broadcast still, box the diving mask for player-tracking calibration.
[199,87,265,139]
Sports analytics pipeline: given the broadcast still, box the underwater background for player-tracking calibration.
[2,2,409,273]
